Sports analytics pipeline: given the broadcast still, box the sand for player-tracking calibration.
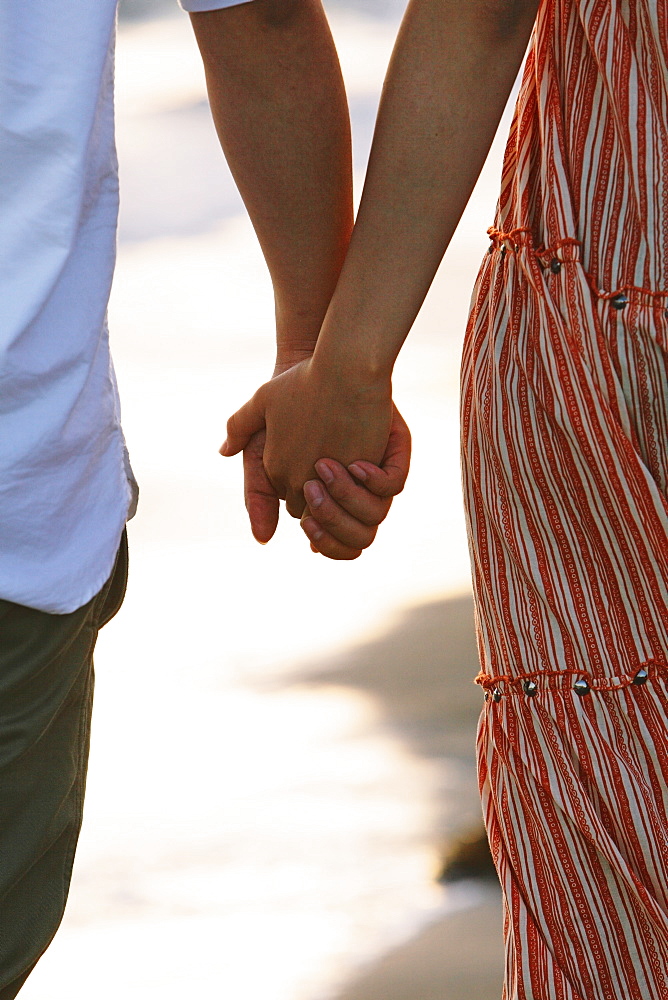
[296,594,506,999]
[336,890,504,1000]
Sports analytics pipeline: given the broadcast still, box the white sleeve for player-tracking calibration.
[179,0,254,10]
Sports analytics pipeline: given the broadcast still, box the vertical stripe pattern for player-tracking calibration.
[461,2,668,996]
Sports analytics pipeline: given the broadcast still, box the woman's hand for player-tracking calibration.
[221,357,394,518]
[301,405,411,559]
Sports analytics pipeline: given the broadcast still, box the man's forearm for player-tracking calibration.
[190,0,353,363]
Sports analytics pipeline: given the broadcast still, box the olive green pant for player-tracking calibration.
[0,534,128,1000]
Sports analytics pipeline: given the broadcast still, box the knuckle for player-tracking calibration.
[357,504,389,527]
[264,473,285,500]
[343,496,390,527]
[245,486,278,503]
[335,525,375,551]
[326,481,357,505]
[244,431,266,458]
[376,482,398,500]
[360,472,388,498]
[309,502,339,529]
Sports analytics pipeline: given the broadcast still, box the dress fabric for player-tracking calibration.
[461,2,668,997]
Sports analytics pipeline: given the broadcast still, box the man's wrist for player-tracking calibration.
[273,350,313,377]
[273,301,333,376]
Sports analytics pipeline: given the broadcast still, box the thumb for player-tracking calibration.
[220,389,266,457]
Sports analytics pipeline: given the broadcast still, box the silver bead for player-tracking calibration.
[573,677,591,696]
[492,688,502,702]
[610,292,628,310]
[523,679,538,697]
[632,667,649,685]
[484,690,490,701]
[550,258,562,274]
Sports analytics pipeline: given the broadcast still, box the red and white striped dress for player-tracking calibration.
[461,2,668,996]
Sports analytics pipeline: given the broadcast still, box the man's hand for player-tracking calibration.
[240,406,411,555]
[240,352,318,545]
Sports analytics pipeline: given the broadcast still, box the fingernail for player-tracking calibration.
[348,463,367,481]
[315,460,335,484]
[304,481,324,508]
[219,440,229,456]
[301,516,323,541]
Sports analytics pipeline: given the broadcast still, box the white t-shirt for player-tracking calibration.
[0,0,251,613]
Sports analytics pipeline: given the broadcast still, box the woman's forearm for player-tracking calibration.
[313,0,540,384]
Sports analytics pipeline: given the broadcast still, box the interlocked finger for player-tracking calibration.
[301,515,366,560]
[303,480,378,549]
[313,461,392,526]
[285,489,307,519]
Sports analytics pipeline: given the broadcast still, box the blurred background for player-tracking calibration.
[20,2,519,997]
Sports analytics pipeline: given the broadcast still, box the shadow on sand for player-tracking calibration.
[296,594,504,1000]
[305,594,483,762]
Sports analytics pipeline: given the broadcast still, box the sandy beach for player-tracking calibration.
[18,3,513,997]
[336,893,503,1000]
[301,596,504,1000]
[21,593,506,1000]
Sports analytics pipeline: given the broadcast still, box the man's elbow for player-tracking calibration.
[250,0,306,29]
[477,0,541,41]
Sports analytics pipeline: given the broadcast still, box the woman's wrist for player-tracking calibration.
[310,335,394,398]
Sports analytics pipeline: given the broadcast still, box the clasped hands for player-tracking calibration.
[220,355,411,559]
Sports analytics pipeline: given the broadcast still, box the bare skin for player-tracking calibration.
[222,0,541,543]
[301,408,412,559]
[190,0,410,558]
